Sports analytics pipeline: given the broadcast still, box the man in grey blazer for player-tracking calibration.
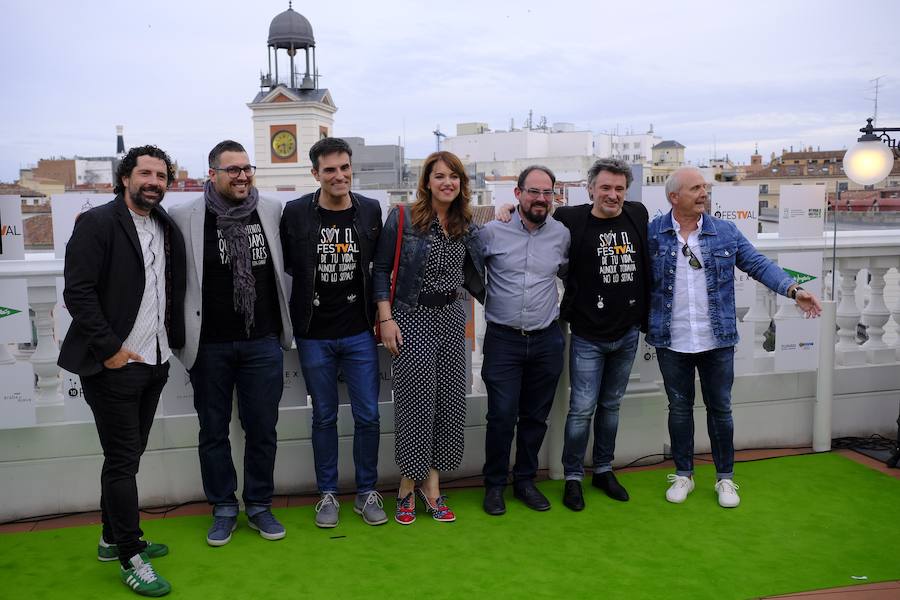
[169,140,292,546]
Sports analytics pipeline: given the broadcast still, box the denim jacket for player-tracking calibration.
[646,210,795,349]
[373,206,486,312]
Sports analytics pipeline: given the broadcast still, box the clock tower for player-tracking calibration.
[249,3,336,192]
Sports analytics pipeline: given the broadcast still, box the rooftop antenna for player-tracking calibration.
[867,75,886,126]
[433,125,447,152]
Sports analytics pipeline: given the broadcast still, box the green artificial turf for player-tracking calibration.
[1,453,897,599]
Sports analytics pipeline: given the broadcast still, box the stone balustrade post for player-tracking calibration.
[861,258,900,363]
[28,278,65,422]
[835,259,867,366]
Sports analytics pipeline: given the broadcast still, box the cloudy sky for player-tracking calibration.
[2,0,898,182]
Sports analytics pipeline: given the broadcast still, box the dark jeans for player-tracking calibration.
[481,322,564,488]
[82,361,169,566]
[561,327,640,479]
[189,335,283,517]
[656,346,735,479]
[297,330,380,494]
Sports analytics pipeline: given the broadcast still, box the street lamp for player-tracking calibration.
[843,118,899,185]
[841,117,899,468]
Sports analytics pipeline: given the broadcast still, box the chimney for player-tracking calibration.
[116,125,125,156]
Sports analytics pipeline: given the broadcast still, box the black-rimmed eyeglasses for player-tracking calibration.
[214,165,256,178]
[682,243,702,269]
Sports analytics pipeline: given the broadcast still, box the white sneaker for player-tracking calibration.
[715,479,740,508]
[665,474,694,503]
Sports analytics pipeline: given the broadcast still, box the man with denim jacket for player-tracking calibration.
[280,137,387,528]
[648,167,821,508]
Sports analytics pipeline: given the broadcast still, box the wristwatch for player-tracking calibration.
[790,286,805,300]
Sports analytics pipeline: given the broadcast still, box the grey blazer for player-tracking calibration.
[169,195,293,370]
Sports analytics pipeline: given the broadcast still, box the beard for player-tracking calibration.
[129,184,165,212]
[522,202,549,225]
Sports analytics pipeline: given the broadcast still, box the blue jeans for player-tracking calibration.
[297,330,380,494]
[656,346,735,480]
[189,335,283,518]
[481,322,564,488]
[561,327,640,479]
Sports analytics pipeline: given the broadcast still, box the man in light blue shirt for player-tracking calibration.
[479,165,570,516]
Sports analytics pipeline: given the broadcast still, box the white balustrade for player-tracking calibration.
[861,259,899,363]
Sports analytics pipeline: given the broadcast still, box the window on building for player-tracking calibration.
[759,184,769,194]
[838,182,849,192]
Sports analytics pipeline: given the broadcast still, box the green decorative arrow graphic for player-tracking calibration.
[0,305,23,319]
[783,268,817,285]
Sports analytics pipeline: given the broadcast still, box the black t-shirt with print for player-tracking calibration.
[569,212,645,342]
[303,206,369,340]
[200,209,281,342]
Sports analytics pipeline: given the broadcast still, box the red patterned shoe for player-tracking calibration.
[395,492,416,525]
[416,489,456,522]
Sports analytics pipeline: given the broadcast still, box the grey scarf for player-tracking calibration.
[203,179,260,336]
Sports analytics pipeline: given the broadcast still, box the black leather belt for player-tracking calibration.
[489,321,557,336]
[417,290,459,308]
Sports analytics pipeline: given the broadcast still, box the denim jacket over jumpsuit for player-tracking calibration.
[372,206,486,310]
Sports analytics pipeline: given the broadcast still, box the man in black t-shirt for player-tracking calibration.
[170,140,293,546]
[280,138,386,529]
[553,158,650,511]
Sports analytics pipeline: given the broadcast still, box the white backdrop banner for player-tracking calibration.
[1,196,26,260]
[0,278,31,343]
[640,186,669,223]
[778,186,825,239]
[711,186,760,309]
[774,250,823,372]
[711,186,758,240]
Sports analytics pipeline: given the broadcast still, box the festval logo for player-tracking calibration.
[0,305,23,319]
[783,268,817,285]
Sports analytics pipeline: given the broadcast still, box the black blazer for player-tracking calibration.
[553,201,651,333]
[58,196,186,376]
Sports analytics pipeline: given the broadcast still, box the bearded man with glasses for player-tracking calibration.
[480,165,571,516]
[648,166,821,509]
[170,140,293,545]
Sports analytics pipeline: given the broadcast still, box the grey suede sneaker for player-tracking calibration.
[353,491,388,525]
[315,493,340,528]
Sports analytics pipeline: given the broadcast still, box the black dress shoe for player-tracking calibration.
[563,480,585,511]
[592,471,630,502]
[483,486,506,516]
[513,480,551,511]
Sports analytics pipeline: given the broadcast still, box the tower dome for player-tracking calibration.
[267,3,315,49]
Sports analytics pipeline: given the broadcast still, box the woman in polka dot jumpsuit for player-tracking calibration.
[374,151,485,524]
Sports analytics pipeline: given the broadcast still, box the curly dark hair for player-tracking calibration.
[114,145,176,195]
[587,157,633,189]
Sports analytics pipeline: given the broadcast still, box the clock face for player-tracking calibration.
[271,130,296,158]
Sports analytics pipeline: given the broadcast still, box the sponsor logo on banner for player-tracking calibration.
[782,268,817,285]
[0,305,23,319]
[1,224,22,236]
[713,209,756,220]
[808,208,822,218]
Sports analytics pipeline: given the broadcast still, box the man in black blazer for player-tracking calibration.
[553,158,650,511]
[59,145,185,597]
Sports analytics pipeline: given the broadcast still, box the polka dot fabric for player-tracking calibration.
[392,220,467,481]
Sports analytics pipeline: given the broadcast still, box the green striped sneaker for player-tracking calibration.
[120,552,171,597]
[98,537,169,562]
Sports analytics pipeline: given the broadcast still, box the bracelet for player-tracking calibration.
[379,318,394,324]
[790,286,804,300]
